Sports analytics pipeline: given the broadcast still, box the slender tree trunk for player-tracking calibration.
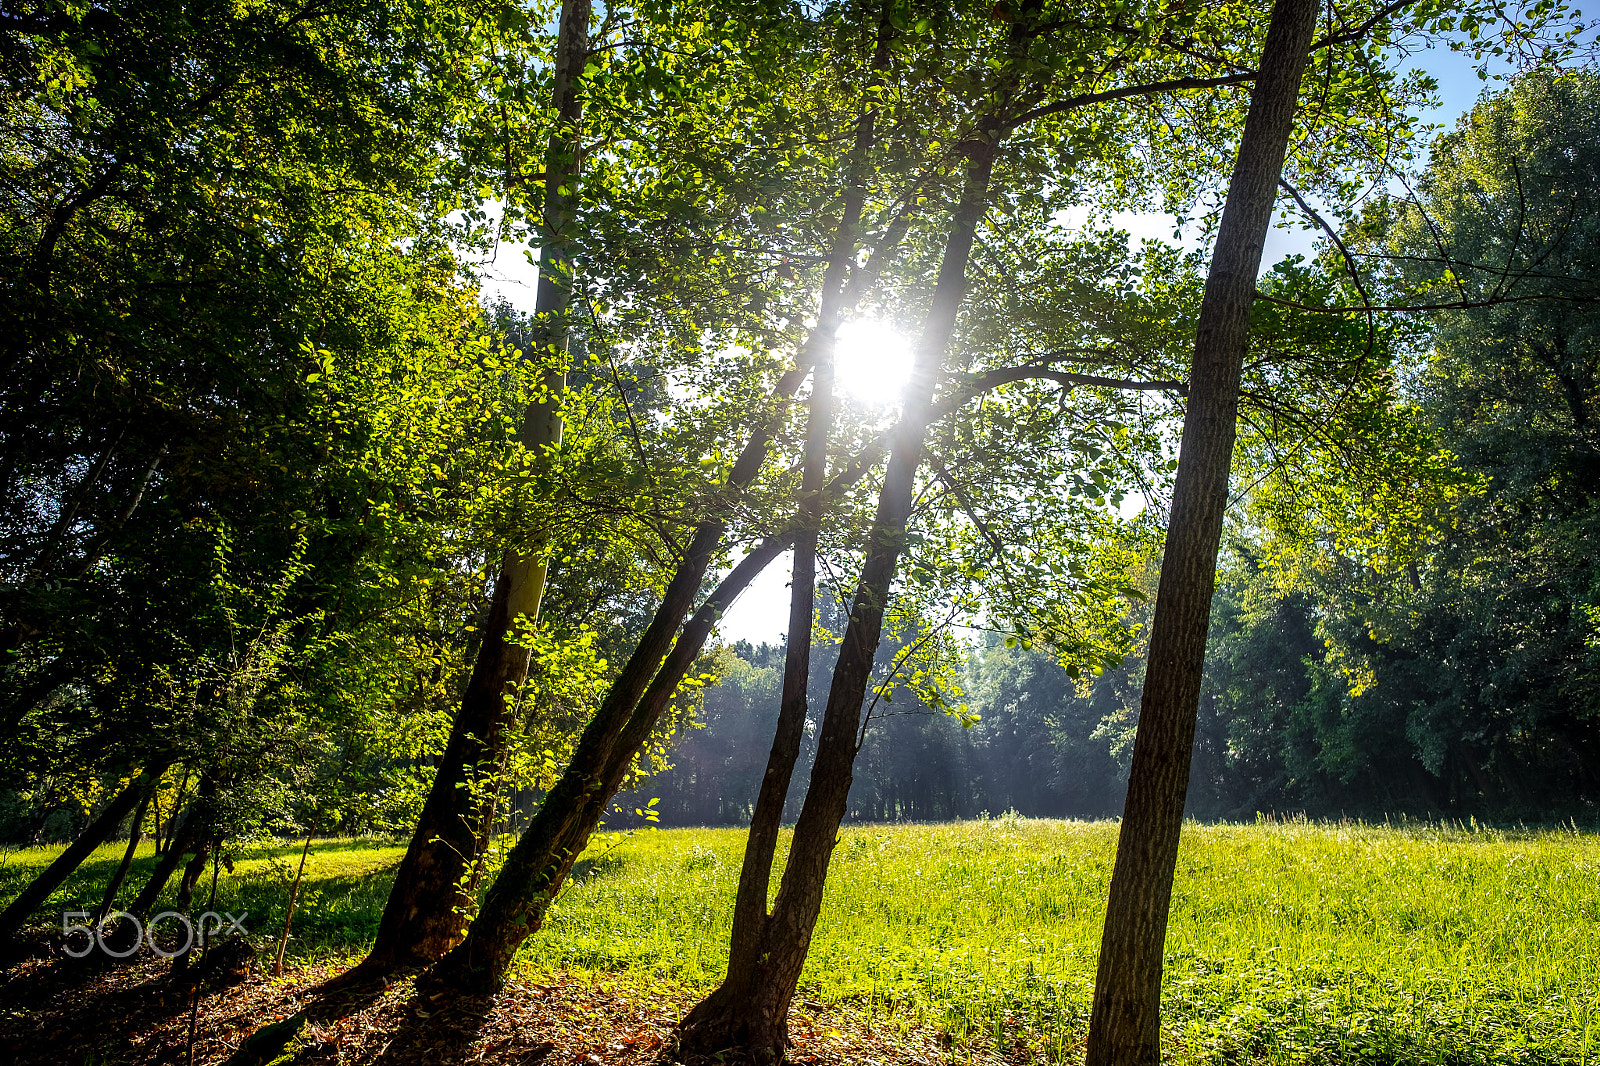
[352,0,592,979]
[0,771,150,941]
[464,745,510,901]
[273,823,317,977]
[150,781,165,856]
[424,102,934,993]
[162,768,192,854]
[706,10,889,1023]
[1083,2,1317,1062]
[679,95,1006,1059]
[90,783,153,926]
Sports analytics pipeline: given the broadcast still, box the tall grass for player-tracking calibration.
[529,817,1600,1064]
[5,818,1598,1063]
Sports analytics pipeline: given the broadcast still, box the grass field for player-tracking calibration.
[5,817,1599,1064]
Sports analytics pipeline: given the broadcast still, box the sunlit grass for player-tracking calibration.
[529,817,1600,1064]
[6,818,1599,1063]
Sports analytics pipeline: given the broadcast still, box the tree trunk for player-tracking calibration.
[679,93,1006,1059]
[428,533,791,991]
[161,768,193,855]
[0,771,150,941]
[90,782,153,926]
[429,401,915,997]
[351,0,591,979]
[424,87,933,992]
[1083,2,1317,1062]
[685,8,897,1042]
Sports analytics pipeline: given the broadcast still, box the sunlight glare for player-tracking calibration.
[833,319,914,406]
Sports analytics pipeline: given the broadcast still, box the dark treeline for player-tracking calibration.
[626,409,1600,831]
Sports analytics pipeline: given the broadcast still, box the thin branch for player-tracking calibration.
[1007,71,1258,129]
[1308,0,1415,52]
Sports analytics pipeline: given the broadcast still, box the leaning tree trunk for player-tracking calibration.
[1083,1,1317,1063]
[90,783,153,927]
[684,6,894,1042]
[427,532,788,991]
[427,392,911,996]
[219,539,799,1066]
[424,113,931,995]
[351,0,592,980]
[678,96,1006,1059]
[0,770,151,941]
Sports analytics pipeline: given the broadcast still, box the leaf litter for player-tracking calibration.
[0,951,1016,1066]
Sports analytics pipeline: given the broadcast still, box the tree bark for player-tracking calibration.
[351,0,591,979]
[678,93,1007,1060]
[1083,1,1317,1063]
[174,839,212,914]
[0,771,150,941]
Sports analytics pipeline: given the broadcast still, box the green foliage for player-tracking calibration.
[1239,72,1600,814]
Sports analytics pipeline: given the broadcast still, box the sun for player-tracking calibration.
[832,318,915,406]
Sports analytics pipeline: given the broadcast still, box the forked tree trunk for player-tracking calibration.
[428,532,789,991]
[682,9,893,1047]
[351,0,592,980]
[679,95,1007,1057]
[428,385,915,995]
[425,109,934,994]
[1083,1,1317,1062]
[0,770,150,941]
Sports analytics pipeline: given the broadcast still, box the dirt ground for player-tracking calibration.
[0,942,980,1066]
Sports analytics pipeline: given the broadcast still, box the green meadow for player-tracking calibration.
[5,818,1599,1064]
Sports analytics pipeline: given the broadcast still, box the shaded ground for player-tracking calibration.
[0,949,976,1066]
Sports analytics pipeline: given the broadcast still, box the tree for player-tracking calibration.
[1243,72,1600,814]
[350,0,594,981]
[0,0,561,943]
[1084,0,1319,1060]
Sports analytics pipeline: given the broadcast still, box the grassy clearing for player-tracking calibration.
[0,835,403,956]
[6,818,1600,1064]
